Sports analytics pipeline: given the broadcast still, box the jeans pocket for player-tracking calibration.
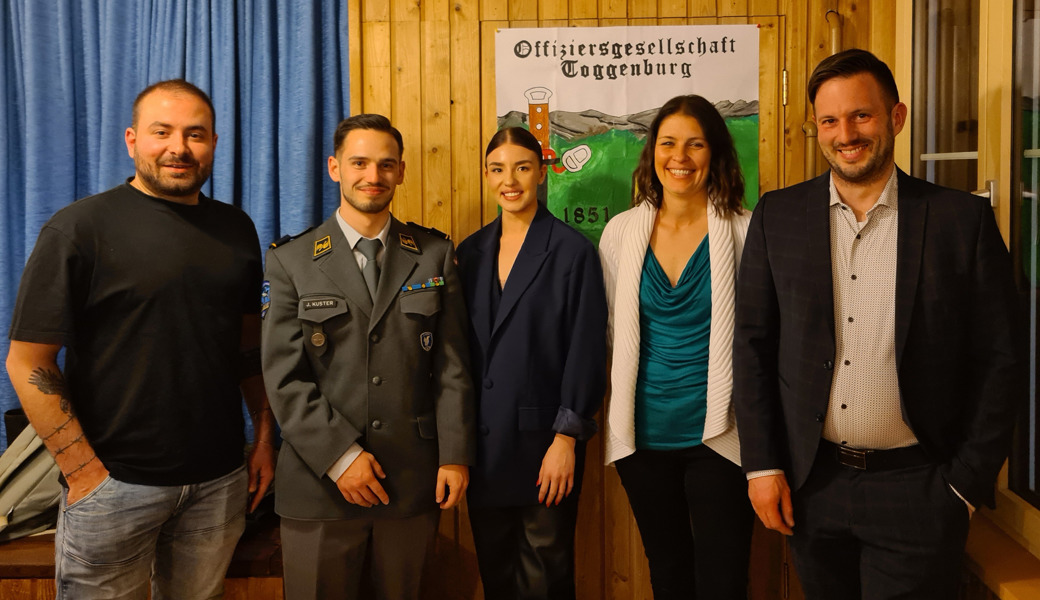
[64,475,113,511]
[60,477,158,568]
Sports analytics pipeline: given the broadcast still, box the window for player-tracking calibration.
[1009,1,1040,511]
[911,0,980,191]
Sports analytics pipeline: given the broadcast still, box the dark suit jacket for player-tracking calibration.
[261,215,475,520]
[456,206,607,507]
[733,170,1021,508]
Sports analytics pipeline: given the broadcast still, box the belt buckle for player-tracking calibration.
[836,445,869,470]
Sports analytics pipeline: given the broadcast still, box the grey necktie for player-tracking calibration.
[356,238,382,299]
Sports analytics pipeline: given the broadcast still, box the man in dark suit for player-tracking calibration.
[261,114,474,600]
[733,49,1021,598]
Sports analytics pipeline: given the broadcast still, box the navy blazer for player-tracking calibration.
[733,170,1022,508]
[456,206,607,507]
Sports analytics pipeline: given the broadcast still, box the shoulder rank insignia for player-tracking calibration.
[406,221,450,240]
[399,233,421,254]
[269,226,314,249]
[313,235,333,259]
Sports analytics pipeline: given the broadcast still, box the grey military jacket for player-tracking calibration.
[261,214,475,520]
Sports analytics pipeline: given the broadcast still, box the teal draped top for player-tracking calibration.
[634,238,711,450]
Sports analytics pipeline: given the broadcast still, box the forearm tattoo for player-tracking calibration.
[65,455,98,478]
[28,367,71,413]
[53,432,84,455]
[41,416,74,442]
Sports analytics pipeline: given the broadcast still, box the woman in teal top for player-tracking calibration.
[598,95,754,599]
[635,237,711,449]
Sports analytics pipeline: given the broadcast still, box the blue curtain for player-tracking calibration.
[0,0,350,446]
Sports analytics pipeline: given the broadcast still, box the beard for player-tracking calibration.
[823,123,896,186]
[133,152,212,198]
[343,185,394,214]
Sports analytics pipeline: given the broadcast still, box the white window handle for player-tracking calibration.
[973,179,997,208]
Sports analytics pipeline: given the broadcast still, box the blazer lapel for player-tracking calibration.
[894,169,926,365]
[491,206,552,339]
[469,218,501,353]
[315,216,373,318]
[369,218,419,332]
[807,173,836,342]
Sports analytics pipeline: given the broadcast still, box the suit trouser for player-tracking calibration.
[615,444,754,600]
[789,444,971,600]
[280,510,439,600]
[468,494,580,600]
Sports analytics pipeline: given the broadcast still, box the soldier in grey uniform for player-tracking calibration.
[260,114,475,600]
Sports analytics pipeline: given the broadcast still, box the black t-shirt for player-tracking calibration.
[9,182,262,486]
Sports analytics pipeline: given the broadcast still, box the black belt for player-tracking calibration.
[820,440,931,471]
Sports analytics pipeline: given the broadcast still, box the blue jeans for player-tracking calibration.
[55,465,247,600]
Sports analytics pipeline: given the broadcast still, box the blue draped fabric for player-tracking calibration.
[0,0,350,446]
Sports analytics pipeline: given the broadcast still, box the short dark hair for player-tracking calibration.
[807,49,900,108]
[333,114,404,157]
[132,79,216,131]
[632,95,745,216]
[485,126,544,166]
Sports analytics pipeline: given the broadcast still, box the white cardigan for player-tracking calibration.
[598,201,752,466]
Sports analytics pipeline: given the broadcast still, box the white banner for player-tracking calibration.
[495,25,760,243]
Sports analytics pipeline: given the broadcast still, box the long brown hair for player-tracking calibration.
[631,95,745,216]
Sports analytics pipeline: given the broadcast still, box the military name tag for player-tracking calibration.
[303,299,338,310]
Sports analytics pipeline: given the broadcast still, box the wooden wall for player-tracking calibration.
[348,0,898,241]
[347,1,898,598]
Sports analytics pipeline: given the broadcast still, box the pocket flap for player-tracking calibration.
[298,296,348,322]
[416,414,437,439]
[399,290,441,316]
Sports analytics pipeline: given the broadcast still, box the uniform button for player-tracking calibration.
[372,376,382,385]
[479,425,490,436]
[851,274,857,280]
[841,404,847,409]
[372,420,382,430]
[370,333,379,343]
[844,360,850,366]
[823,360,833,370]
[848,317,854,323]
[816,413,825,422]
[483,378,493,389]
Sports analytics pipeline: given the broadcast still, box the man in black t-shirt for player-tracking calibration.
[5,80,276,599]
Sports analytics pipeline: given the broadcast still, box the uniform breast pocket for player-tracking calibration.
[399,289,441,320]
[298,295,349,357]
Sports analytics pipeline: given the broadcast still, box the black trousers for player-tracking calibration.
[615,444,754,600]
[789,446,971,600]
[468,495,580,600]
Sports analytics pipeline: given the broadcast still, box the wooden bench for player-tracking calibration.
[0,509,284,600]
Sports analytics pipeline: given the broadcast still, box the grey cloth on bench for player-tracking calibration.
[0,425,61,542]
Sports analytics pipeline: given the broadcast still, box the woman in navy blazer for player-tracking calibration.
[456,127,607,600]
